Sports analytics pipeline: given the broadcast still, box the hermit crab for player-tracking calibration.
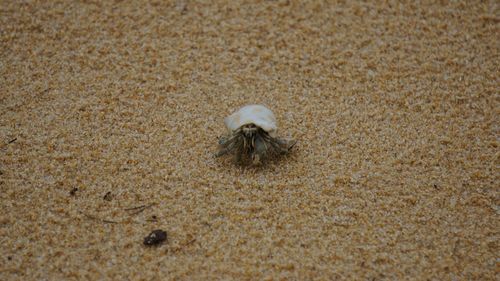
[216,104,296,165]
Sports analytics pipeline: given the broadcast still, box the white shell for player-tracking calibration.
[224,105,277,137]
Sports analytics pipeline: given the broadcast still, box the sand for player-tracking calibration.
[0,1,498,280]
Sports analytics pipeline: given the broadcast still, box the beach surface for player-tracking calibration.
[1,1,498,280]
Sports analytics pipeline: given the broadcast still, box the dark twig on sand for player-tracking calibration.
[124,203,155,216]
[124,205,147,211]
[80,211,119,224]
[103,191,112,201]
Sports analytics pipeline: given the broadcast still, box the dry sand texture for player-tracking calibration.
[1,0,499,280]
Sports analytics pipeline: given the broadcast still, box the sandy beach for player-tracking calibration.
[1,1,498,280]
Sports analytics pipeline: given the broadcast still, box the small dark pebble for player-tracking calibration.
[103,191,112,201]
[7,256,12,261]
[151,215,157,220]
[69,187,78,196]
[143,229,167,246]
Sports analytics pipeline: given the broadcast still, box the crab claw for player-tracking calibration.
[252,136,268,164]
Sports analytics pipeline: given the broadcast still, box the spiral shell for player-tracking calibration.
[224,105,277,137]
